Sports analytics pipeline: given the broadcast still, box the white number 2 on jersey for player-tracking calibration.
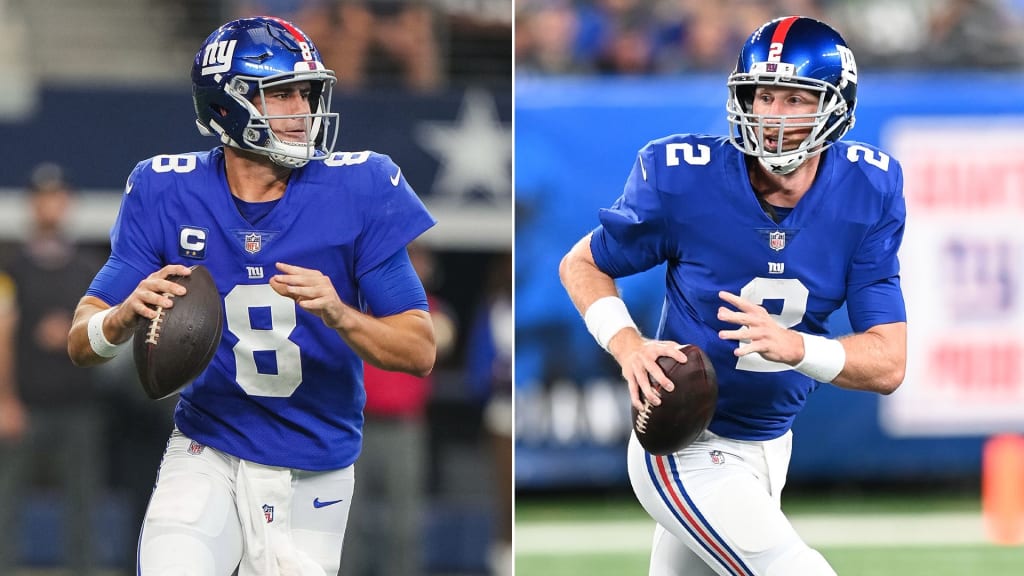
[224,284,303,397]
[734,277,809,373]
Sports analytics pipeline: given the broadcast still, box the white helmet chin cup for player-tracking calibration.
[759,152,805,175]
[268,140,314,168]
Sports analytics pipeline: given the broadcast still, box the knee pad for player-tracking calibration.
[141,533,217,575]
[765,546,836,576]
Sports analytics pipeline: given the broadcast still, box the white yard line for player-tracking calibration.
[516,513,991,555]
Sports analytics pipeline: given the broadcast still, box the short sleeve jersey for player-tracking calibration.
[88,148,435,470]
[591,135,907,440]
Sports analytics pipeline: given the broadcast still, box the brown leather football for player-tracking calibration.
[133,265,223,400]
[631,344,718,455]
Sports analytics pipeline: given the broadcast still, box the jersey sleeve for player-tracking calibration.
[846,160,908,331]
[354,155,436,279]
[85,162,164,305]
[591,144,670,278]
[359,248,429,317]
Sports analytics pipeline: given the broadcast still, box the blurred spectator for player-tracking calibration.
[516,0,587,75]
[332,0,443,91]
[443,0,514,86]
[341,242,457,576]
[464,251,512,576]
[234,0,443,91]
[96,348,176,575]
[0,163,106,575]
[0,0,36,117]
[922,0,1024,68]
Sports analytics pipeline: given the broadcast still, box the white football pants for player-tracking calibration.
[627,429,836,576]
[137,429,354,575]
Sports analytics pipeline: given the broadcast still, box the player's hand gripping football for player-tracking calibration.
[609,331,690,412]
[109,265,193,332]
[716,290,804,365]
[270,262,349,328]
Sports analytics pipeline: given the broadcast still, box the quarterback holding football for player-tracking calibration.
[560,16,907,576]
[68,16,436,574]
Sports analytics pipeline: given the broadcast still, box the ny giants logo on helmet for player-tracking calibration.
[201,40,237,76]
[837,44,858,86]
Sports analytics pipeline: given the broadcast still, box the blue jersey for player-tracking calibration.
[88,147,435,470]
[591,135,907,440]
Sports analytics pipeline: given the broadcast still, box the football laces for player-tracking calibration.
[635,398,654,434]
[145,293,172,345]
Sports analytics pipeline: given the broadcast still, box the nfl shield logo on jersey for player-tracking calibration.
[263,504,275,523]
[769,230,786,251]
[245,233,262,254]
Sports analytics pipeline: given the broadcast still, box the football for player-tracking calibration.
[631,344,718,456]
[133,265,223,400]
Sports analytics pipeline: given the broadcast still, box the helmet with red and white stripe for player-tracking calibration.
[191,17,338,168]
[726,16,858,174]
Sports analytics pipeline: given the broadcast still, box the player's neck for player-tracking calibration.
[747,153,821,208]
[223,147,292,202]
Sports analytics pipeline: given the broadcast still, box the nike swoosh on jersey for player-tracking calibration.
[313,497,344,509]
[390,168,402,187]
[125,181,134,194]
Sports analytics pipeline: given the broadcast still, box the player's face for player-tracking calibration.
[751,86,819,152]
[253,81,315,144]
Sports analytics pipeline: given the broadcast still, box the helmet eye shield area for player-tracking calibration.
[727,72,849,169]
[224,70,340,166]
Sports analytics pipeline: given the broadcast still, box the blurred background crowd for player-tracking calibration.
[516,0,1024,76]
[0,0,511,92]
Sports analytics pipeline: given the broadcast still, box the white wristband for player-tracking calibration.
[88,308,126,359]
[794,332,846,383]
[584,296,638,352]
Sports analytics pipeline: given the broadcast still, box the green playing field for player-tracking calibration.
[515,545,1024,576]
[516,492,1024,575]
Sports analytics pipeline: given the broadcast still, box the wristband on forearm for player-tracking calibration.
[87,308,127,359]
[584,296,638,352]
[793,332,846,382]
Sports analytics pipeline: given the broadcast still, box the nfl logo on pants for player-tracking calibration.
[262,504,274,523]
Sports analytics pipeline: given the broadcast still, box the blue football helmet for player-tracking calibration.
[192,17,338,168]
[726,16,858,174]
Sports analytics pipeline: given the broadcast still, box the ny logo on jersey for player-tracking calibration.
[201,39,237,76]
[247,266,264,280]
[263,504,275,524]
[768,262,785,275]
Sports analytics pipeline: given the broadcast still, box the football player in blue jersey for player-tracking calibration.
[66,16,436,575]
[560,16,907,576]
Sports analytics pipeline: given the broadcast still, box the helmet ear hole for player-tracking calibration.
[736,85,755,113]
